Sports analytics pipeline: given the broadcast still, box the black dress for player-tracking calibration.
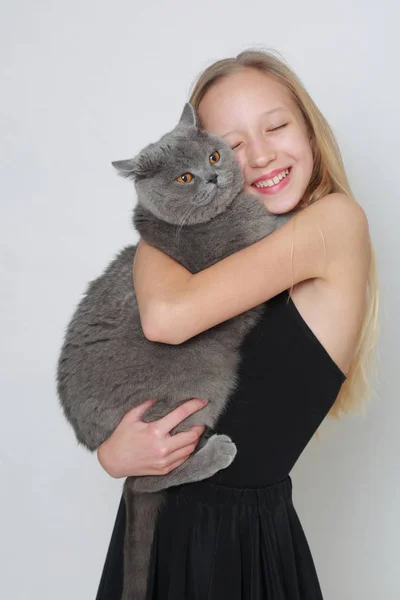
[96,289,347,599]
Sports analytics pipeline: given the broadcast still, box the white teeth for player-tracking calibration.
[254,168,290,188]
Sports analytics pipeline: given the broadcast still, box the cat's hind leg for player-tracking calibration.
[133,433,236,493]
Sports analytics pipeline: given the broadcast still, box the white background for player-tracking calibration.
[1,1,398,598]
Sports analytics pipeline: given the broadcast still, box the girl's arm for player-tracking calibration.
[133,193,368,344]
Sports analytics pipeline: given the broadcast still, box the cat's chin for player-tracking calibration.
[183,198,234,225]
[195,197,214,207]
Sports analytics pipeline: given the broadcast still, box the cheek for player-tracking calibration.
[287,132,313,167]
[302,139,314,172]
[233,152,247,176]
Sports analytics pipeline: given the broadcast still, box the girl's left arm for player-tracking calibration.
[133,193,369,344]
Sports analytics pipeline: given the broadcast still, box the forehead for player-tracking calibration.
[159,130,224,166]
[197,68,297,135]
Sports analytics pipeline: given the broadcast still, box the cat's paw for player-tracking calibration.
[132,433,237,493]
[203,433,237,471]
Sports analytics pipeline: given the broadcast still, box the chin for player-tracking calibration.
[260,195,301,215]
[244,183,302,214]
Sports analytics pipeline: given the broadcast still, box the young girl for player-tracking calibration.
[96,49,379,599]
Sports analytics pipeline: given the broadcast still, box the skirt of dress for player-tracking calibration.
[96,475,324,600]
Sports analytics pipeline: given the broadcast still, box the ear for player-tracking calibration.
[111,158,137,179]
[177,102,199,128]
[112,150,158,181]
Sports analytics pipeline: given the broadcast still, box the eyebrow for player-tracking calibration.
[221,107,289,138]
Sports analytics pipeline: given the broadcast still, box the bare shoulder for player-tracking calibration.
[299,192,369,267]
[290,192,371,376]
[308,191,370,293]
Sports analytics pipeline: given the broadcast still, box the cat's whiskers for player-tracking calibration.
[174,203,198,251]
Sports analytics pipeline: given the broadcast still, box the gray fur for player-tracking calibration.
[56,102,296,599]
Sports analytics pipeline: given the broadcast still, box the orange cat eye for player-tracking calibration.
[176,173,193,184]
[209,151,220,165]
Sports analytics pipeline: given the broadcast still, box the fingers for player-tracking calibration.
[167,459,186,472]
[153,398,208,436]
[158,457,188,475]
[162,443,197,471]
[127,398,157,421]
[156,449,197,475]
[167,425,205,453]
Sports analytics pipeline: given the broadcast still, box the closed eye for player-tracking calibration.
[269,123,288,131]
[231,124,288,149]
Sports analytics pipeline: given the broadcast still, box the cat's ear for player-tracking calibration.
[177,102,200,128]
[112,150,158,181]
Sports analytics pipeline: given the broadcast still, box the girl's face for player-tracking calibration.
[197,68,314,214]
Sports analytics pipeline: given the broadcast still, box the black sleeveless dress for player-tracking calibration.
[96,289,347,600]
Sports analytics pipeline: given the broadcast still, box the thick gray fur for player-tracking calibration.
[56,102,296,599]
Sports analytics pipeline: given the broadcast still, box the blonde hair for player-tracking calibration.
[188,48,380,424]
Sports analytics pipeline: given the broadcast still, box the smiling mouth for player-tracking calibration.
[251,167,292,189]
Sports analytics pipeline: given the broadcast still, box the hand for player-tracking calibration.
[97,398,208,479]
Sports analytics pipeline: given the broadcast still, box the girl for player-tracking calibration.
[96,49,379,599]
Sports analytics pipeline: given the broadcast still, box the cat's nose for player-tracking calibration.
[207,174,218,184]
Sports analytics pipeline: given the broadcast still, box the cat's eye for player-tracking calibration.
[176,172,193,184]
[209,151,220,165]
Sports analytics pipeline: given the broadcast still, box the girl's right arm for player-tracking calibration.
[97,397,208,478]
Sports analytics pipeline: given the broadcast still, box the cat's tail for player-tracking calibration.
[121,479,165,600]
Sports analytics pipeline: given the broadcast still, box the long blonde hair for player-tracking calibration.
[188,48,380,421]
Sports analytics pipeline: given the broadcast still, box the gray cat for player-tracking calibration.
[56,102,295,599]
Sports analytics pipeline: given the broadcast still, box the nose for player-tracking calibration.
[247,138,277,168]
[207,173,218,184]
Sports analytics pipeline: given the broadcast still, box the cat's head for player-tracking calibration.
[112,103,244,226]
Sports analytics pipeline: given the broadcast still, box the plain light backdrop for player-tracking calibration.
[1,1,397,598]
